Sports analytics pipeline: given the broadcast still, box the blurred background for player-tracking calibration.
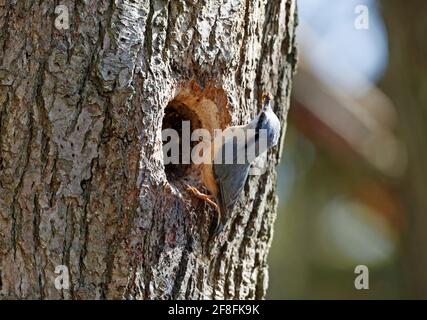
[269,0,427,299]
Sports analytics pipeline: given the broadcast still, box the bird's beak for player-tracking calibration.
[262,93,272,110]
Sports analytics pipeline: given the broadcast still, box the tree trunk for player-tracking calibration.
[0,0,297,299]
[381,0,427,299]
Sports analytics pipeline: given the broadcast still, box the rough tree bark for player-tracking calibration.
[0,0,297,299]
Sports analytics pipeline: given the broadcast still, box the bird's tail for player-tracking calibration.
[209,197,226,239]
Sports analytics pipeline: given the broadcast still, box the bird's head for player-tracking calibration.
[262,92,273,106]
[255,92,281,148]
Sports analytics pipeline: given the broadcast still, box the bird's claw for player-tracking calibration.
[185,185,223,238]
[185,185,214,199]
[185,185,218,210]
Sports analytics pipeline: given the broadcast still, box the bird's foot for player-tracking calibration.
[186,185,224,238]
[185,185,218,210]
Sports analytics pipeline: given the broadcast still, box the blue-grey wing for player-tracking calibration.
[212,127,252,230]
[213,162,251,226]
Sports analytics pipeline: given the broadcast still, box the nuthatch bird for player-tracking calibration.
[187,93,281,236]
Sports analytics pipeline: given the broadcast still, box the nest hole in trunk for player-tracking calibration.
[162,100,201,182]
[161,83,231,191]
